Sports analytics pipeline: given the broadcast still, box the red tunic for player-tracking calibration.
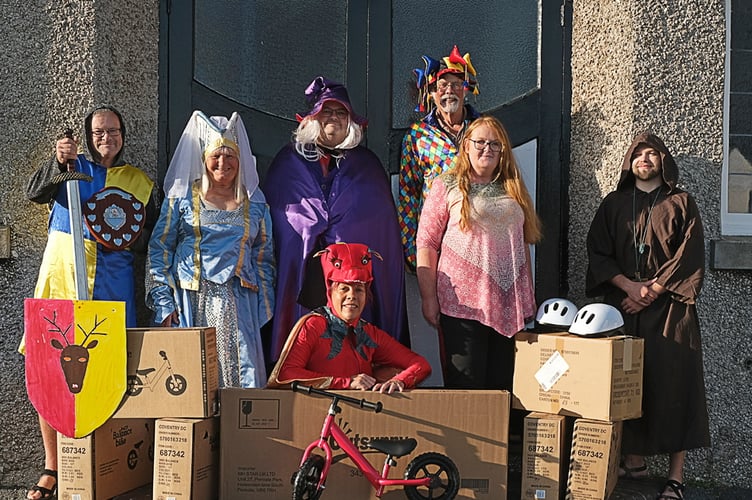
[270,309,431,389]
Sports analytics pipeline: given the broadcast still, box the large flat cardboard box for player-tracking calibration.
[512,332,644,421]
[113,484,153,499]
[58,418,155,500]
[521,412,568,500]
[220,388,509,500]
[115,328,218,419]
[153,417,219,499]
[566,419,622,500]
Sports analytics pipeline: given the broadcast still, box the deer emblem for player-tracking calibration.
[45,311,108,394]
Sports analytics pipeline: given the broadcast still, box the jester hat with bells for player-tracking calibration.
[412,44,479,113]
[162,110,260,201]
[314,242,383,316]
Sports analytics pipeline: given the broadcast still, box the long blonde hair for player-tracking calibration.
[450,115,542,243]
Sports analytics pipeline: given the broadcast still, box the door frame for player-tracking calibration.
[158,0,573,299]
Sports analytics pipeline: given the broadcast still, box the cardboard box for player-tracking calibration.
[521,412,568,500]
[219,388,509,500]
[58,418,155,500]
[512,332,644,421]
[566,419,622,500]
[153,417,219,500]
[113,484,153,499]
[115,328,218,418]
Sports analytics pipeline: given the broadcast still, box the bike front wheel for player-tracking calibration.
[404,452,460,500]
[291,454,325,500]
[165,374,188,395]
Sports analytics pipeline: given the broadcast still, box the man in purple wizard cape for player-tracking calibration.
[263,76,407,362]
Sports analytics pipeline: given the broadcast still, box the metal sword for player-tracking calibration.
[58,128,93,300]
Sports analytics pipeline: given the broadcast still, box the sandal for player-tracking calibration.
[656,479,685,500]
[27,468,57,500]
[618,460,648,479]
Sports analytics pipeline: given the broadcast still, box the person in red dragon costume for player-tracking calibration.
[267,242,430,393]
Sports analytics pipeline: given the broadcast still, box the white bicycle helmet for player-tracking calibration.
[568,303,624,336]
[535,298,579,328]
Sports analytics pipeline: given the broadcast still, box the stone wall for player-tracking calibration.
[569,0,752,486]
[0,0,159,491]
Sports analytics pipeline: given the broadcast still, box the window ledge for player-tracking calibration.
[710,238,752,270]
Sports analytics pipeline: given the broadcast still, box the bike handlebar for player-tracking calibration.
[291,381,383,413]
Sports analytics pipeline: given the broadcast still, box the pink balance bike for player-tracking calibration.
[290,382,460,500]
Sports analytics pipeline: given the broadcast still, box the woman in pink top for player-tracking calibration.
[416,115,541,389]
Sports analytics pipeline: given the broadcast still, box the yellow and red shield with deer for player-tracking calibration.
[24,298,127,438]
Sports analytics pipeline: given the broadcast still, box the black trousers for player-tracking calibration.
[439,313,516,391]
[439,313,524,437]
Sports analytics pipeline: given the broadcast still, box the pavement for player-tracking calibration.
[1,442,748,499]
[505,469,750,499]
[1,477,746,499]
[2,470,747,499]
[504,439,748,500]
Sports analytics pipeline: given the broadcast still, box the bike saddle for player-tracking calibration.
[367,438,417,457]
[136,367,157,376]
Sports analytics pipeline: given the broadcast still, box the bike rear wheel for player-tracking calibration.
[126,375,143,396]
[291,454,325,500]
[404,452,460,500]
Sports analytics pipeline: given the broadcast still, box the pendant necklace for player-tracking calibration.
[632,185,662,281]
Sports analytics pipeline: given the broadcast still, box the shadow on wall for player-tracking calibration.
[672,153,721,238]
[568,101,609,303]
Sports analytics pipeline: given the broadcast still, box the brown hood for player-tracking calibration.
[616,132,679,193]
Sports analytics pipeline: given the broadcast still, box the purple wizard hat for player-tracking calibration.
[295,76,368,126]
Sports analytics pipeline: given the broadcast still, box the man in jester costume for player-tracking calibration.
[398,45,481,271]
[22,104,156,499]
[397,46,481,386]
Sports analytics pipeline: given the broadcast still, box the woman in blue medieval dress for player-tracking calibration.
[147,111,275,388]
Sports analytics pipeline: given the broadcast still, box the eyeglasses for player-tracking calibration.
[436,81,465,92]
[91,128,121,138]
[319,108,349,119]
[467,139,503,153]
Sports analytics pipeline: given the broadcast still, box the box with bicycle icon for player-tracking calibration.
[219,387,510,500]
[114,327,219,419]
[57,417,155,500]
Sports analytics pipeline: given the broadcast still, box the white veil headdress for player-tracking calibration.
[162,110,259,200]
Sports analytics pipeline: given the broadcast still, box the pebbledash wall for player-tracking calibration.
[568,0,752,489]
[0,0,160,493]
[1,0,750,494]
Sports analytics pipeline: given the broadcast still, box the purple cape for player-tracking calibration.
[263,143,406,360]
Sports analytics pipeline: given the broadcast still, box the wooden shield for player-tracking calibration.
[24,298,127,438]
[83,187,145,250]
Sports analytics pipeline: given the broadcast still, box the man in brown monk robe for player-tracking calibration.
[586,132,710,500]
